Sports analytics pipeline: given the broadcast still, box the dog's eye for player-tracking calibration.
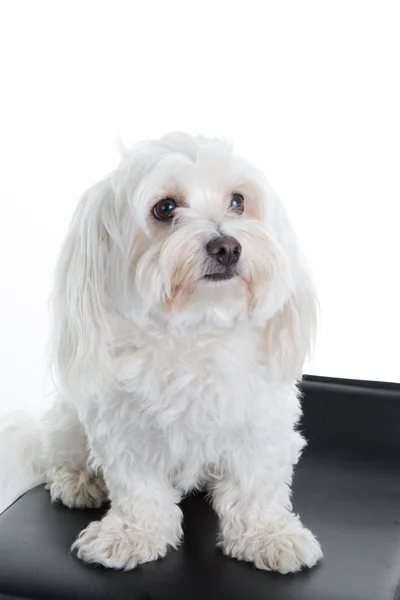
[230,193,244,214]
[152,198,177,222]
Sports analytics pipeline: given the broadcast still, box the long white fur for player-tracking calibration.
[0,132,322,573]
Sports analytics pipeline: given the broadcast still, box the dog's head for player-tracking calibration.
[53,133,317,390]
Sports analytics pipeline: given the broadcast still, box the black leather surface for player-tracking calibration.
[1,376,400,600]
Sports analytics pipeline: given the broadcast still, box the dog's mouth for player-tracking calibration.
[203,270,238,282]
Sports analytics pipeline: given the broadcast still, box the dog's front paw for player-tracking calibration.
[46,466,108,509]
[72,511,174,569]
[219,515,322,574]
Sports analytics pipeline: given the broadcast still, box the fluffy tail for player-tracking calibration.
[0,411,47,514]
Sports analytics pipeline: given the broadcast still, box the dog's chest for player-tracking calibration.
[118,326,268,431]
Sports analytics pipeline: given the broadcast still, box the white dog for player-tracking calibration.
[1,132,322,574]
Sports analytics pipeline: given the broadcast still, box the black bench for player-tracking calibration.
[1,376,399,600]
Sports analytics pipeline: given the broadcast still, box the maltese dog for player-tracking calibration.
[1,132,322,574]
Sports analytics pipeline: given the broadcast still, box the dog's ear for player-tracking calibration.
[51,176,119,395]
[263,201,318,381]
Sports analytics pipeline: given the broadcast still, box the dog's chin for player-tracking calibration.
[163,272,248,322]
[191,271,245,304]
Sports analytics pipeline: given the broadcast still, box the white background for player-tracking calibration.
[0,1,399,414]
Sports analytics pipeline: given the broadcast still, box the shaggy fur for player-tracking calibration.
[0,132,322,573]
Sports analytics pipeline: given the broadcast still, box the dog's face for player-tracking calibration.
[54,132,316,388]
[114,134,294,325]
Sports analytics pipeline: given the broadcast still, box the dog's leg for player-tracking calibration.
[70,416,183,569]
[43,397,107,509]
[211,429,322,574]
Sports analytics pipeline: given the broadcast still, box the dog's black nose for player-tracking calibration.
[206,236,242,267]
